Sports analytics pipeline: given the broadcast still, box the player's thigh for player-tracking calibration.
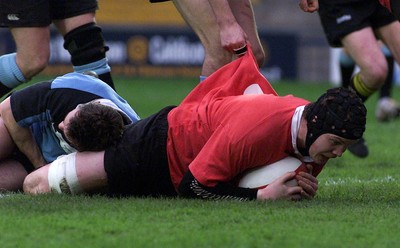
[10,27,50,65]
[172,0,220,48]
[341,27,386,76]
[75,151,108,193]
[25,151,107,194]
[378,21,400,64]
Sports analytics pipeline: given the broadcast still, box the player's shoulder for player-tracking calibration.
[51,72,106,90]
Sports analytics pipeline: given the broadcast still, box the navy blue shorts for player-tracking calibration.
[104,106,177,197]
[0,0,98,27]
[318,0,397,47]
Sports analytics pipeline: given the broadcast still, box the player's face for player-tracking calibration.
[308,134,357,165]
[58,107,80,138]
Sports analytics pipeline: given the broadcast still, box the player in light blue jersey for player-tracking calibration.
[0,72,140,192]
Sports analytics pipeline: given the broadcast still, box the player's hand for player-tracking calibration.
[257,172,304,201]
[299,0,319,13]
[296,172,318,200]
[219,22,248,56]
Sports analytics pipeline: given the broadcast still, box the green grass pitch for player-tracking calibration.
[0,76,399,248]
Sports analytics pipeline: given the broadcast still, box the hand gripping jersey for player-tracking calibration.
[167,45,313,190]
[10,73,140,162]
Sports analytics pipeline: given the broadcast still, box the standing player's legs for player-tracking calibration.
[341,27,387,101]
[318,0,398,158]
[173,0,264,79]
[50,0,115,89]
[0,0,52,97]
[374,45,400,122]
[375,21,400,120]
[54,13,115,90]
[11,28,51,81]
[173,0,230,78]
[378,21,400,71]
[0,27,50,97]
[228,0,265,67]
[340,28,386,158]
[339,45,399,122]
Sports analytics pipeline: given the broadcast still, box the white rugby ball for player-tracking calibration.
[238,157,305,189]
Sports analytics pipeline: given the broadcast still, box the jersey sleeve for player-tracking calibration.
[186,97,295,188]
[178,169,258,201]
[10,82,52,127]
[188,121,272,188]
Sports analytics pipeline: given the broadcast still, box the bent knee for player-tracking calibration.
[25,57,48,76]
[361,64,388,89]
[23,169,50,195]
[17,53,49,79]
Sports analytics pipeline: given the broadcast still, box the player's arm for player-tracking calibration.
[178,169,318,201]
[23,151,107,195]
[178,169,258,200]
[0,97,46,168]
[207,0,248,53]
[177,143,318,201]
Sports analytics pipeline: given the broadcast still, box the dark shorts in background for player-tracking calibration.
[318,0,396,47]
[0,0,98,27]
[104,106,177,198]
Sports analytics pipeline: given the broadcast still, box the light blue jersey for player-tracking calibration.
[11,72,140,162]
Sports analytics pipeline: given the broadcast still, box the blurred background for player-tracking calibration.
[0,0,399,85]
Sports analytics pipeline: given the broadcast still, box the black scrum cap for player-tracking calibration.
[305,87,367,153]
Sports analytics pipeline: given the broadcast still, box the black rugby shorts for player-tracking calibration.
[0,0,97,27]
[104,106,177,197]
[318,0,396,47]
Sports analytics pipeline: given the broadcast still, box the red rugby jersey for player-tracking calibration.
[167,48,310,190]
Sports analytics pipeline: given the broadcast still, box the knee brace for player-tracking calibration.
[48,153,82,195]
[63,22,109,66]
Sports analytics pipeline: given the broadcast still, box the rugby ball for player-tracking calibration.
[238,157,307,189]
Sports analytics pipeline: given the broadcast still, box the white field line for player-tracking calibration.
[323,176,397,186]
